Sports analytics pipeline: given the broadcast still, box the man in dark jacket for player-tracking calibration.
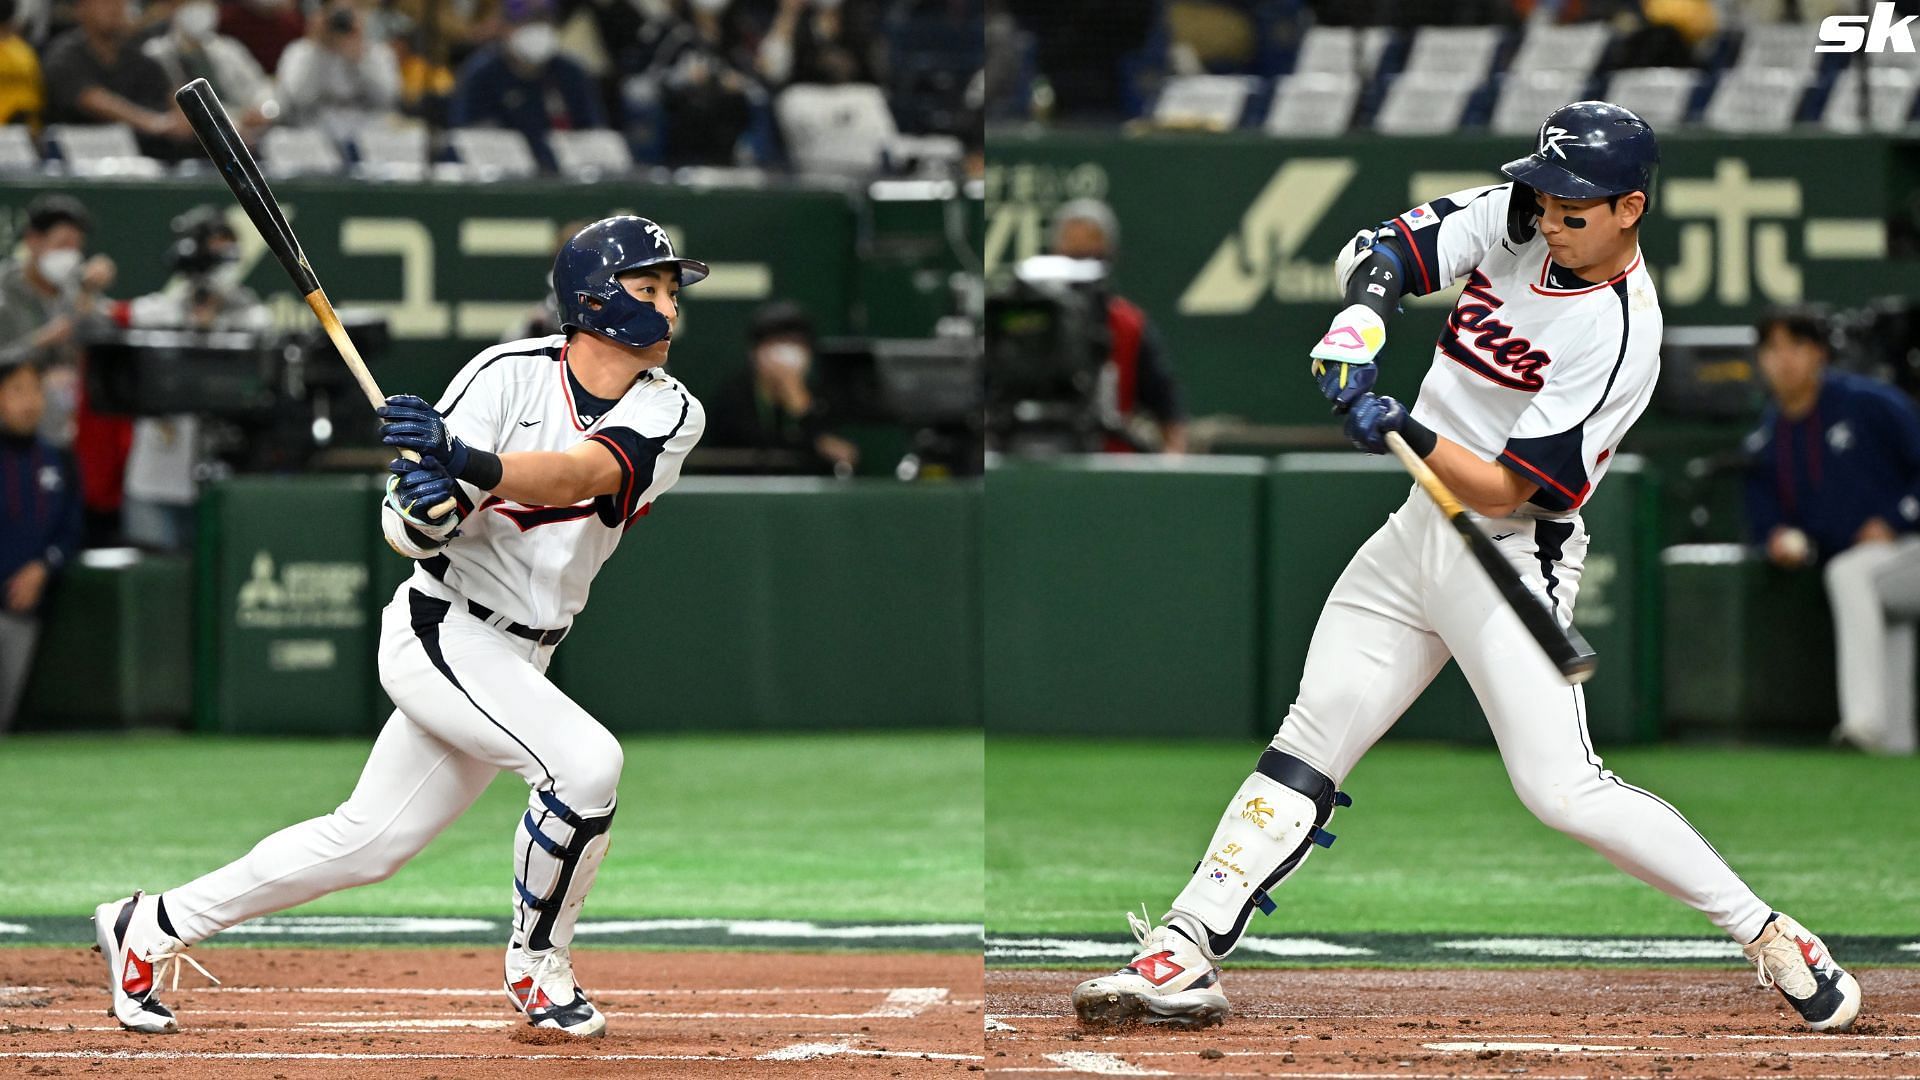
[0,360,84,733]
[1746,305,1920,754]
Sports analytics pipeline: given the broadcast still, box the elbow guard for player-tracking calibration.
[1333,228,1408,321]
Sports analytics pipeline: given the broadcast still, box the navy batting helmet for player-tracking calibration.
[553,216,709,350]
[1500,100,1659,207]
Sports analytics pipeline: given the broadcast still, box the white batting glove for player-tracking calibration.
[1310,303,1386,411]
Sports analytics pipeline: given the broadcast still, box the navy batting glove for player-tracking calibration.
[377,393,469,477]
[386,457,458,525]
[1343,393,1409,455]
[1315,360,1378,413]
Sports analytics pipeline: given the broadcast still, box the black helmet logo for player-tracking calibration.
[1539,126,1577,160]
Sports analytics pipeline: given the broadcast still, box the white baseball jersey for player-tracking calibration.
[1385,182,1662,514]
[411,333,705,629]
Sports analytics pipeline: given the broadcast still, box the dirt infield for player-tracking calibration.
[987,967,1920,1078]
[0,947,983,1078]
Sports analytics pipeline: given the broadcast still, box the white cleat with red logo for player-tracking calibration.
[1744,912,1862,1032]
[505,945,607,1037]
[91,892,217,1034]
[1072,910,1229,1030]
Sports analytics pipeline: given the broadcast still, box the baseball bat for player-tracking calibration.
[171,78,455,520]
[1384,430,1597,685]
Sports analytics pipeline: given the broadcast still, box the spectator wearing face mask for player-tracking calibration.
[448,0,603,170]
[0,195,128,542]
[704,300,860,476]
[218,0,304,71]
[143,0,278,138]
[757,0,879,88]
[41,0,197,157]
[0,0,43,128]
[275,1,401,142]
[0,195,116,435]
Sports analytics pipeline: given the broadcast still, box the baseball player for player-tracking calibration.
[92,215,707,1037]
[1072,102,1862,1034]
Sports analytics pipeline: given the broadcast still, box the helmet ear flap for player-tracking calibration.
[1506,182,1541,244]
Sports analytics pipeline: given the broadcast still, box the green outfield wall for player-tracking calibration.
[983,455,1661,744]
[985,133,1920,428]
[0,178,982,407]
[35,460,1841,744]
[186,476,982,735]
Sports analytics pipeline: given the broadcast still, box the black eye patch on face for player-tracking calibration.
[1563,214,1589,229]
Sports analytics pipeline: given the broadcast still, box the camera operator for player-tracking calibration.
[111,206,269,550]
[1049,198,1187,454]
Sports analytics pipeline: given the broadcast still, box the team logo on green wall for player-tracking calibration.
[236,551,367,630]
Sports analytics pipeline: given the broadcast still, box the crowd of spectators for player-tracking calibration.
[0,0,982,170]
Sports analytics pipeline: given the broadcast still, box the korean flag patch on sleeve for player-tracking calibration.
[1404,203,1441,230]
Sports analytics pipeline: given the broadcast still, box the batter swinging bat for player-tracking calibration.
[1384,430,1597,685]
[171,78,456,520]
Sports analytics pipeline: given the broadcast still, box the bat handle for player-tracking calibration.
[303,289,457,520]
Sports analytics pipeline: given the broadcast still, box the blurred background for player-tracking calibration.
[0,0,987,743]
[982,0,1920,753]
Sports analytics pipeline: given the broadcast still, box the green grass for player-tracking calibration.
[0,731,982,923]
[988,738,1920,936]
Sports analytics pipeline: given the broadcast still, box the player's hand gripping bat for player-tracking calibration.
[171,77,457,521]
[1383,430,1597,685]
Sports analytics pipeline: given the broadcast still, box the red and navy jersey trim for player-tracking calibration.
[1529,252,1641,297]
[1386,185,1505,297]
[585,391,692,526]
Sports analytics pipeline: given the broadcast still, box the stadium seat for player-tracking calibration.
[1265,71,1360,135]
[0,125,38,173]
[775,83,900,177]
[1821,64,1920,131]
[1604,67,1700,131]
[1292,24,1393,77]
[1703,68,1808,132]
[259,126,344,178]
[1492,70,1587,135]
[549,129,635,178]
[1401,25,1502,79]
[1732,21,1821,78]
[41,124,162,177]
[349,123,429,181]
[1508,21,1609,78]
[448,128,540,180]
[1152,74,1261,130]
[1374,70,1479,134]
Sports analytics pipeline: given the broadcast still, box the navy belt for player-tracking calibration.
[467,600,567,646]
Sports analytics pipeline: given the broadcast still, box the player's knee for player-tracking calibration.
[559,730,624,809]
[1510,777,1594,837]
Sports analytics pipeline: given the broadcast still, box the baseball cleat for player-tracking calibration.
[91,892,217,1034]
[1744,913,1862,1032]
[505,945,607,1037]
[1072,908,1229,1030]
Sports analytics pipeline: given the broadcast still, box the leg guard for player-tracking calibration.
[1169,749,1350,960]
[512,787,615,953]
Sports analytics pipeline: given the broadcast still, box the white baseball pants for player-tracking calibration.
[1824,537,1920,755]
[1265,489,1773,943]
[162,576,622,949]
